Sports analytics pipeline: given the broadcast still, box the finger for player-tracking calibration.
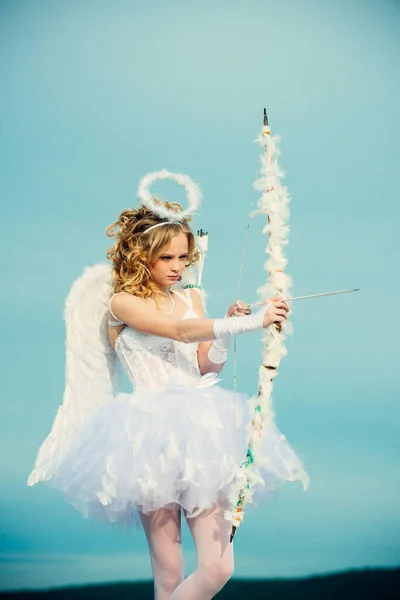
[280,301,289,311]
[273,314,286,322]
[274,301,289,312]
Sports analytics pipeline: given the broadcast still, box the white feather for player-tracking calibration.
[166,432,180,461]
[27,263,118,486]
[231,127,310,532]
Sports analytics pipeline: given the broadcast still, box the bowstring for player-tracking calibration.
[233,155,262,487]
[235,156,262,299]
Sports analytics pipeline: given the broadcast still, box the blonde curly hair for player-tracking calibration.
[106,201,199,299]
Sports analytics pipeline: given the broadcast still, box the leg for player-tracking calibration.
[169,504,234,600]
[140,508,185,600]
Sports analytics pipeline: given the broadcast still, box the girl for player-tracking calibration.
[28,199,308,600]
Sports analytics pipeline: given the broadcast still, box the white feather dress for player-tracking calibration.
[27,264,309,530]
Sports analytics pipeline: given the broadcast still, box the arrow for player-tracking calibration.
[246,288,359,308]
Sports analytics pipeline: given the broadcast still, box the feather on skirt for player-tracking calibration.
[46,379,309,530]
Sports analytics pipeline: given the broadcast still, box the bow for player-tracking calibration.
[229,110,308,541]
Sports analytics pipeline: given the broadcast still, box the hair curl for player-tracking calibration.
[106,201,199,300]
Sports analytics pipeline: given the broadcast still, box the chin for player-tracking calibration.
[167,278,180,287]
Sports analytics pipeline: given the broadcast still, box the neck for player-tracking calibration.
[150,283,175,314]
[152,283,172,297]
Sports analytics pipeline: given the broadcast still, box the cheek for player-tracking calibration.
[152,261,167,276]
[149,262,159,277]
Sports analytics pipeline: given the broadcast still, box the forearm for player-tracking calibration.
[175,317,216,343]
[177,302,269,344]
[196,303,267,372]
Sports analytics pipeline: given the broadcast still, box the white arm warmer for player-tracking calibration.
[213,304,271,339]
[207,336,230,365]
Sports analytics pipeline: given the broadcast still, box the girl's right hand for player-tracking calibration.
[262,295,290,328]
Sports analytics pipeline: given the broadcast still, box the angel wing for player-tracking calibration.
[27,263,119,486]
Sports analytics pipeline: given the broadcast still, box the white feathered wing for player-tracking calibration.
[27,263,119,486]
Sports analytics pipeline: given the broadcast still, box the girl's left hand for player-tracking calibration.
[226,300,251,318]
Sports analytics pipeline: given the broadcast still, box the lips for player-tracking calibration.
[168,275,179,280]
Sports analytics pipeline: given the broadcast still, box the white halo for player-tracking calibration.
[137,169,202,223]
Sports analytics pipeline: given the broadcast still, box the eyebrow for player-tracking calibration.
[160,253,189,257]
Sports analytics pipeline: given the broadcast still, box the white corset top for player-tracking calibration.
[112,290,202,391]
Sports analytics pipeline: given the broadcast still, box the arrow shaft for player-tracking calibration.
[247,288,359,307]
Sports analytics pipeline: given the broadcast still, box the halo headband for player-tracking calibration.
[137,169,202,223]
[143,222,173,234]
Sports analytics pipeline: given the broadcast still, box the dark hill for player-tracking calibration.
[1,567,399,599]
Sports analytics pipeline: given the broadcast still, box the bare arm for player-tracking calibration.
[111,292,288,348]
[110,293,216,343]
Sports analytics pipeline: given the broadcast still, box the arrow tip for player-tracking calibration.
[230,526,237,543]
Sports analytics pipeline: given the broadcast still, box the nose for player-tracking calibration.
[170,259,180,273]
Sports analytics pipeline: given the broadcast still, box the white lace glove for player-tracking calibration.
[207,300,255,364]
[207,335,230,365]
[213,303,271,339]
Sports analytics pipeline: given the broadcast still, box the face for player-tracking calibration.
[150,232,189,288]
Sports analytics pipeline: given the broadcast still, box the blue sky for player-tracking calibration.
[1,0,399,591]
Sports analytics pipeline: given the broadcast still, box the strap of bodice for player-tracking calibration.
[171,288,193,308]
[108,292,128,326]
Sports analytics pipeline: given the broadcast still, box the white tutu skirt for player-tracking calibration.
[47,380,308,530]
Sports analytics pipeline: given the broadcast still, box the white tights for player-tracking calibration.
[140,504,234,600]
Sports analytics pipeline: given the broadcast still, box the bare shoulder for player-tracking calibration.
[111,292,143,307]
[110,292,150,319]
